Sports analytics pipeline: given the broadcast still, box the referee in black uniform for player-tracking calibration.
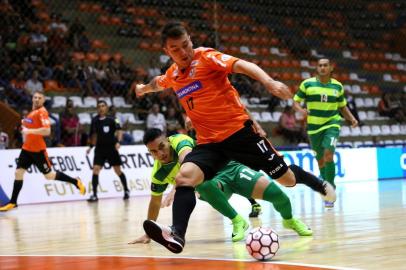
[86,100,130,201]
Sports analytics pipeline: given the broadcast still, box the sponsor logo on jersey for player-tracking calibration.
[103,126,110,133]
[176,81,202,99]
[23,118,33,124]
[221,54,232,61]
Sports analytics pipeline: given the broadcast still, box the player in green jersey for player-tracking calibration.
[293,58,358,208]
[129,129,312,245]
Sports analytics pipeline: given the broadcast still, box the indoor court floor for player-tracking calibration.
[1,179,405,270]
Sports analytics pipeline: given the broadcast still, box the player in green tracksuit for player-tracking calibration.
[129,129,312,245]
[293,58,358,207]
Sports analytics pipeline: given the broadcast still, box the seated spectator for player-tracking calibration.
[24,70,43,95]
[146,103,166,132]
[378,92,405,123]
[109,105,134,145]
[49,13,68,33]
[278,106,307,144]
[9,70,31,108]
[345,90,364,126]
[0,123,9,149]
[60,99,81,146]
[166,106,184,136]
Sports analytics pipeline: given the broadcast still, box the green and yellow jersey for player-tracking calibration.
[150,134,195,196]
[293,77,347,135]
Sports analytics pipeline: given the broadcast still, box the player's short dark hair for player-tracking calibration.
[33,90,45,96]
[143,128,164,145]
[97,100,107,106]
[161,21,188,46]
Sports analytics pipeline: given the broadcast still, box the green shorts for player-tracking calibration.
[208,161,263,199]
[308,127,340,160]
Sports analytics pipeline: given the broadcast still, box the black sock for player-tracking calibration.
[248,198,257,205]
[172,186,196,238]
[119,173,129,192]
[10,180,23,204]
[289,164,325,194]
[92,174,99,196]
[55,171,77,186]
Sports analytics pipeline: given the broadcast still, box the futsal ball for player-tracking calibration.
[245,227,279,261]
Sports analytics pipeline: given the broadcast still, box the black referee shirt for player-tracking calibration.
[90,115,121,146]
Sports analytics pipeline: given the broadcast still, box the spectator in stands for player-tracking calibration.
[344,90,363,126]
[278,106,306,144]
[67,17,85,47]
[109,105,134,145]
[146,103,166,132]
[60,99,81,146]
[49,13,68,33]
[166,106,184,136]
[378,92,405,123]
[106,59,127,96]
[0,123,9,149]
[9,70,31,108]
[24,70,43,95]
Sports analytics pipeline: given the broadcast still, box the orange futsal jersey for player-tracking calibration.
[22,106,51,152]
[157,47,249,144]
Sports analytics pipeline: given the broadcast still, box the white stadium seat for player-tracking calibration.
[52,96,66,108]
[358,111,367,121]
[132,129,145,143]
[69,96,83,108]
[364,98,374,107]
[391,124,401,135]
[83,96,97,108]
[350,126,361,136]
[371,125,381,136]
[78,112,92,125]
[360,125,371,136]
[112,96,132,108]
[272,111,282,122]
[355,98,365,108]
[380,125,391,135]
[260,112,272,122]
[340,126,350,137]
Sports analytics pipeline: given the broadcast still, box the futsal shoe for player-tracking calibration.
[0,203,17,212]
[283,218,313,236]
[143,220,185,254]
[87,195,98,202]
[76,178,86,195]
[321,181,336,203]
[231,215,249,242]
[324,201,335,208]
[249,203,262,218]
[123,190,130,200]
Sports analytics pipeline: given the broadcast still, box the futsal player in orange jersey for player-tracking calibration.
[135,21,336,253]
[0,91,86,211]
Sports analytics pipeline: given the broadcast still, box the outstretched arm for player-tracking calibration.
[128,194,162,244]
[233,59,292,100]
[133,77,165,97]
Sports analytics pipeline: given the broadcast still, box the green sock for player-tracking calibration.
[196,180,238,220]
[320,166,326,180]
[262,182,292,220]
[325,161,336,188]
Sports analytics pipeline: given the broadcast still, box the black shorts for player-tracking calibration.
[183,120,288,180]
[17,149,52,174]
[94,145,122,166]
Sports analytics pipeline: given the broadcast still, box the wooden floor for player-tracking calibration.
[1,179,406,270]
